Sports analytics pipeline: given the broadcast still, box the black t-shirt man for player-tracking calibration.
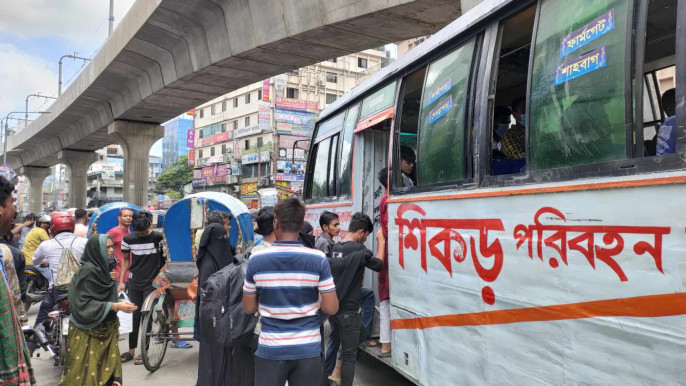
[121,230,165,290]
[329,241,383,313]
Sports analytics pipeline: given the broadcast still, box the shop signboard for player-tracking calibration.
[208,154,224,164]
[262,79,270,102]
[275,97,319,112]
[278,135,309,149]
[186,129,195,148]
[259,104,271,125]
[241,182,258,196]
[278,148,306,161]
[234,125,263,139]
[274,109,317,126]
[188,149,195,166]
[275,122,314,137]
[213,132,230,143]
[201,137,213,146]
[242,151,271,165]
[275,173,305,182]
[193,169,202,179]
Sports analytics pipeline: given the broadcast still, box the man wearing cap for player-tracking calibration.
[32,212,87,327]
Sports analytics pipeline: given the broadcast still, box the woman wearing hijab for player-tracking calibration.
[299,222,316,248]
[59,235,137,386]
[0,258,35,386]
[195,211,236,386]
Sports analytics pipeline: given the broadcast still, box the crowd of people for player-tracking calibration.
[0,170,391,386]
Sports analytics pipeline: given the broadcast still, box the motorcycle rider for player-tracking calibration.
[22,214,52,284]
[32,212,87,328]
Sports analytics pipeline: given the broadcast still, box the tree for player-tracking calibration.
[155,155,193,197]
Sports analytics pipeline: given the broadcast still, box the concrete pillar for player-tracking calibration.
[108,121,163,207]
[58,150,98,209]
[19,166,51,213]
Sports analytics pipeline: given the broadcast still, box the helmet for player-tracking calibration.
[37,215,51,224]
[50,212,75,234]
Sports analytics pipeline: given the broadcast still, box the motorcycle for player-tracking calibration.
[25,293,71,366]
[24,265,49,311]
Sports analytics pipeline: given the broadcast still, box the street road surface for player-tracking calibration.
[28,307,413,385]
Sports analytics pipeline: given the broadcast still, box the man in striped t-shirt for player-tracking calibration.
[243,198,339,386]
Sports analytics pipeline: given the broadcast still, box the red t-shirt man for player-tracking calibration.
[107,208,133,284]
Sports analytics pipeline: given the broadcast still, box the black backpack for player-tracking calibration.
[198,249,257,347]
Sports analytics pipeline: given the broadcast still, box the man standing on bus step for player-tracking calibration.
[502,97,526,160]
[243,198,339,386]
[107,208,133,291]
[118,211,166,365]
[315,211,340,257]
[327,213,385,386]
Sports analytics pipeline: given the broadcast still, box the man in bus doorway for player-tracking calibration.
[315,211,340,257]
[327,213,385,386]
[502,97,526,160]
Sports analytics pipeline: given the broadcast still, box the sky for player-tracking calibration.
[0,0,162,156]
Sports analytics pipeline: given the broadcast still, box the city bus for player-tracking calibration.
[303,0,685,384]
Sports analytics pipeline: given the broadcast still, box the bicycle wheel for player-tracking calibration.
[140,297,169,372]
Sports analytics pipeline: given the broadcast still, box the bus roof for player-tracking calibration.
[318,0,511,122]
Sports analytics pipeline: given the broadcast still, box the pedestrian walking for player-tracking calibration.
[106,208,133,291]
[118,211,165,365]
[59,234,137,386]
[327,213,385,386]
[243,198,339,386]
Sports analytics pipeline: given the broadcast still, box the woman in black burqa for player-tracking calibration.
[195,211,236,386]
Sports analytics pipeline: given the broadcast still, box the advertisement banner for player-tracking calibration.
[208,154,224,164]
[262,79,270,102]
[201,166,216,177]
[186,129,195,148]
[188,149,195,167]
[242,151,271,165]
[200,137,213,146]
[193,169,202,179]
[278,148,306,161]
[275,173,305,182]
[234,125,263,139]
[274,109,317,126]
[276,161,306,174]
[187,109,196,116]
[275,97,319,112]
[259,104,271,125]
[278,135,309,149]
[233,141,241,157]
[213,132,230,143]
[275,122,314,138]
[192,178,206,187]
[241,183,257,196]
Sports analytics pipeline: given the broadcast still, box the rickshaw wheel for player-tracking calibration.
[140,296,170,372]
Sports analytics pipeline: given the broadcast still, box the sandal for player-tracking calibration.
[120,352,133,363]
[360,339,380,348]
[379,351,392,357]
[134,356,144,365]
[170,340,193,349]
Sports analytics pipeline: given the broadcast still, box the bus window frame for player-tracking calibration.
[389,32,484,195]
[479,0,686,190]
[479,0,538,188]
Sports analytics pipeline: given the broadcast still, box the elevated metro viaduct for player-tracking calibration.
[9,0,484,211]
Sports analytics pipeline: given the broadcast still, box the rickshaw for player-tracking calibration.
[139,192,254,372]
[87,202,142,235]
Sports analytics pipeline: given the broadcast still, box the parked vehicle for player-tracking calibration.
[28,292,70,366]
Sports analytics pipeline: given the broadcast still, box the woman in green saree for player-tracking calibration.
[59,235,137,386]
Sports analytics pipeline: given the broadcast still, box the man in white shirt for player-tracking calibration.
[33,212,87,327]
[73,208,89,238]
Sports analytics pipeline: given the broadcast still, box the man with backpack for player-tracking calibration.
[32,212,87,327]
[243,198,339,386]
[327,213,385,386]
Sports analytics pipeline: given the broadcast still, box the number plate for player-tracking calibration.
[62,317,70,336]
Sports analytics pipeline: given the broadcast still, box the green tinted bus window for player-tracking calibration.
[316,112,345,141]
[360,81,397,119]
[339,105,360,196]
[417,38,475,185]
[530,1,630,170]
[311,137,332,198]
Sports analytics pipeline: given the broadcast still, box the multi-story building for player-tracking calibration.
[191,49,388,208]
[162,116,193,168]
[86,145,163,207]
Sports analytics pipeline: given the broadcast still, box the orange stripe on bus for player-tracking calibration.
[306,202,353,209]
[390,292,686,330]
[387,175,686,203]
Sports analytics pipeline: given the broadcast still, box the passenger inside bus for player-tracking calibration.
[492,106,512,157]
[490,4,535,175]
[641,0,678,158]
[656,88,677,155]
[400,146,416,187]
